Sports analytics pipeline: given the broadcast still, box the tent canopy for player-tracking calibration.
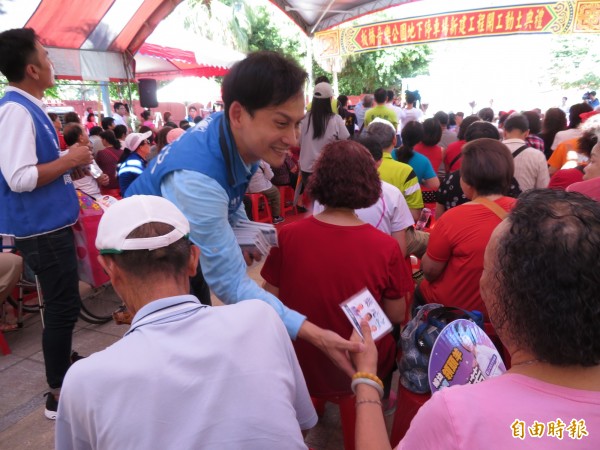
[135,43,231,80]
[270,0,418,34]
[0,0,184,80]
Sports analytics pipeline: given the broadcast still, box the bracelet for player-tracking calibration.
[352,372,384,389]
[351,378,384,399]
[355,399,382,407]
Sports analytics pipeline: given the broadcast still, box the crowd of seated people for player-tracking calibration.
[4,33,600,448]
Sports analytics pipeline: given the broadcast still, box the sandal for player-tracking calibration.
[0,323,18,333]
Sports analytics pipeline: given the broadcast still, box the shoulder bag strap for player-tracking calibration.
[448,152,462,169]
[511,144,529,159]
[470,197,508,220]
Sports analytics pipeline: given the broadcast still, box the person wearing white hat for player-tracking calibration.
[298,81,350,187]
[55,195,317,450]
[117,130,152,195]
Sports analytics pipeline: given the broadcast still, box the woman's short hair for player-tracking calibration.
[460,138,514,195]
[492,189,600,366]
[421,118,442,146]
[457,115,481,140]
[465,121,500,142]
[308,140,381,209]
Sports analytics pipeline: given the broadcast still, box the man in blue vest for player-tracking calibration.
[127,51,362,375]
[0,28,93,419]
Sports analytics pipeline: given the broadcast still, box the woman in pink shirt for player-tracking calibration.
[351,189,600,449]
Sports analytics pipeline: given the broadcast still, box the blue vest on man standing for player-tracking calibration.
[0,90,79,238]
[126,112,257,216]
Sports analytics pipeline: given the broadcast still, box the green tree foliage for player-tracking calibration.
[547,35,600,90]
[315,45,431,95]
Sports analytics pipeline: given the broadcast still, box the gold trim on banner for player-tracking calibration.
[314,1,598,59]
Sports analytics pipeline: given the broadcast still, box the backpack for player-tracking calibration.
[399,304,484,394]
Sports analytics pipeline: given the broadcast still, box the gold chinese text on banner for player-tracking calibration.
[314,1,600,59]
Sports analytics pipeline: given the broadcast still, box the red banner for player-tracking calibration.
[314,1,599,59]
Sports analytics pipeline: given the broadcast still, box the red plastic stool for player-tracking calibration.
[245,193,273,223]
[312,395,356,450]
[390,385,431,446]
[0,331,10,355]
[277,185,296,218]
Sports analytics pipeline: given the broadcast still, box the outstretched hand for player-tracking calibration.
[298,321,365,378]
[350,320,378,374]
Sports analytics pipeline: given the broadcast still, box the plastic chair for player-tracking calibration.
[245,193,273,223]
[277,185,296,218]
[390,384,431,446]
[0,330,10,355]
[311,395,356,450]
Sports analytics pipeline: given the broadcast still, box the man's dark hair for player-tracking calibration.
[106,223,191,280]
[179,120,191,130]
[101,117,115,130]
[63,123,84,147]
[337,95,348,108]
[48,112,58,122]
[504,114,529,133]
[422,118,442,146]
[222,51,307,117]
[0,28,38,82]
[433,111,449,126]
[405,92,417,105]
[315,75,329,84]
[465,121,500,142]
[164,121,178,128]
[522,111,542,135]
[308,140,380,209]
[89,126,103,136]
[478,107,494,122]
[568,102,593,129]
[193,115,202,124]
[374,88,387,104]
[114,102,124,113]
[355,135,383,162]
[386,90,395,102]
[457,115,480,140]
[141,110,151,121]
[493,189,600,366]
[397,121,424,163]
[460,138,513,195]
[113,124,127,139]
[64,112,80,124]
[99,130,121,150]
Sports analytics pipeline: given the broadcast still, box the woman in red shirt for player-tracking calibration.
[261,140,412,398]
[419,138,517,317]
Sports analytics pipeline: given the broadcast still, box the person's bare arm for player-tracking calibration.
[409,208,421,222]
[36,144,93,188]
[422,253,447,282]
[391,229,407,257]
[351,322,393,450]
[422,176,440,190]
[383,297,405,324]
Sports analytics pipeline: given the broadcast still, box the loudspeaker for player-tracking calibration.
[139,79,158,108]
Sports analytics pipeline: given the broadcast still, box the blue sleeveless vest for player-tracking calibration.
[126,112,257,217]
[0,90,79,238]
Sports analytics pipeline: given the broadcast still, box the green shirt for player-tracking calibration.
[364,105,399,131]
[378,153,423,210]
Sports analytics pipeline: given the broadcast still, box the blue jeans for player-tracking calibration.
[16,227,81,389]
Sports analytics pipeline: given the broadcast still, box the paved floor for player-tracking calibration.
[0,262,365,450]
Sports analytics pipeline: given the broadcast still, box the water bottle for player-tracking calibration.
[415,207,432,231]
[88,160,103,179]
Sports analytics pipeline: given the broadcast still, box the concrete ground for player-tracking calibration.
[0,262,379,450]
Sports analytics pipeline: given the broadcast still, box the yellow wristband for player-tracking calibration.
[352,372,384,389]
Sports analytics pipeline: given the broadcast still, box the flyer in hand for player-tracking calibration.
[428,319,506,393]
[340,288,392,341]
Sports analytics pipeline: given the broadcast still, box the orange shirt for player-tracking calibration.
[548,138,578,170]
